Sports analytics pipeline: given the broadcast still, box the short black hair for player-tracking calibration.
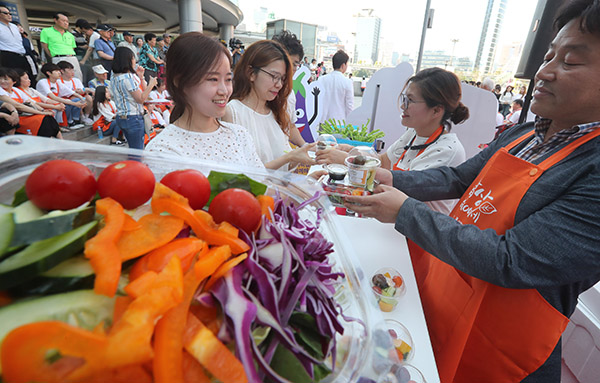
[555,0,600,34]
[40,63,61,77]
[57,61,74,70]
[75,19,92,30]
[112,46,135,74]
[512,99,524,108]
[272,30,304,59]
[53,12,68,20]
[332,50,349,69]
[144,33,156,42]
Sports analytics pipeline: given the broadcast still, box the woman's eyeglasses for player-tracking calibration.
[399,93,427,109]
[256,67,285,85]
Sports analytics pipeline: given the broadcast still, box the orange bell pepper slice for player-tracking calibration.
[1,321,108,383]
[184,312,248,383]
[203,252,248,292]
[107,256,184,368]
[122,214,142,232]
[84,198,126,297]
[183,350,211,383]
[72,364,153,383]
[151,183,249,254]
[117,213,184,261]
[153,245,230,383]
[257,194,275,222]
[129,238,206,281]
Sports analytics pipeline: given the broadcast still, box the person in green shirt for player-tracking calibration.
[40,12,83,81]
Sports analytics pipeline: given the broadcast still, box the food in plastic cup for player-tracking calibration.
[371,320,415,377]
[371,267,405,312]
[344,155,380,192]
[385,319,414,363]
[325,163,348,181]
[316,134,338,151]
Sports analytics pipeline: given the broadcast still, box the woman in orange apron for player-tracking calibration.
[91,86,122,145]
[0,68,61,138]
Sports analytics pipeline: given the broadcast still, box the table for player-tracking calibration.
[333,214,440,383]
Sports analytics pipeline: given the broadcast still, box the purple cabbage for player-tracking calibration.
[205,193,346,382]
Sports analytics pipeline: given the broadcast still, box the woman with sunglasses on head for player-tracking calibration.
[316,67,469,214]
[223,40,315,171]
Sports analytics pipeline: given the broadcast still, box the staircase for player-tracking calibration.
[61,125,111,145]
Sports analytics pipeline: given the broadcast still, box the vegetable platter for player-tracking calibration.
[0,136,393,383]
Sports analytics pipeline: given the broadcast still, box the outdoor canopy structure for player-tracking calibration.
[11,0,242,40]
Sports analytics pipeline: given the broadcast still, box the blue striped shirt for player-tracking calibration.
[514,117,600,162]
[109,73,143,116]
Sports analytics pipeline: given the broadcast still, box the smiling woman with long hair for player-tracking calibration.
[222,40,315,170]
[145,32,263,168]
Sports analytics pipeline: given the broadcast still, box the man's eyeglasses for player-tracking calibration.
[256,67,285,85]
[399,93,427,109]
[0,11,11,15]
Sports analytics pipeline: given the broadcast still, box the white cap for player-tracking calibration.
[92,65,108,74]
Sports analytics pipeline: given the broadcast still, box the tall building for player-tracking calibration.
[474,0,508,75]
[353,9,381,65]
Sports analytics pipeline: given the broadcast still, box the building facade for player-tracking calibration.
[266,19,317,59]
[353,9,381,66]
[473,0,508,75]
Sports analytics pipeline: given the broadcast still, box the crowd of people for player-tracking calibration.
[0,10,171,141]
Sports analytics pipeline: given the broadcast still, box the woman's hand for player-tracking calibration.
[147,77,158,90]
[135,65,145,79]
[288,142,317,165]
[315,148,349,165]
[344,184,408,223]
[53,103,66,111]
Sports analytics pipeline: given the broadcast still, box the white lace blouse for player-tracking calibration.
[145,122,265,168]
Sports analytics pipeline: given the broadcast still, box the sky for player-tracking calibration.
[237,0,539,60]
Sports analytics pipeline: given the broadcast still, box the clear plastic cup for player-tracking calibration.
[370,267,406,312]
[385,319,415,363]
[345,155,380,192]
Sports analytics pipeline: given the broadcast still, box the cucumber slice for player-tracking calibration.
[0,221,97,290]
[0,290,116,374]
[12,200,44,223]
[0,213,14,258]
[0,204,12,214]
[12,256,96,296]
[9,205,95,249]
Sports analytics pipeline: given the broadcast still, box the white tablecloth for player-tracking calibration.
[333,215,440,383]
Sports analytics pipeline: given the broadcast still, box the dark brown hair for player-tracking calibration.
[230,40,293,136]
[555,0,600,35]
[404,67,469,128]
[112,46,135,74]
[166,32,232,122]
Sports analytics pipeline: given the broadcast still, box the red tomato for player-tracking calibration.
[25,160,97,211]
[97,161,155,209]
[208,188,261,233]
[160,169,210,210]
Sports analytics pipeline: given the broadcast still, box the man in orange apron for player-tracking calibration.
[345,1,600,381]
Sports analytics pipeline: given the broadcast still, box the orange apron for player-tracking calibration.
[392,126,444,171]
[10,88,44,136]
[92,102,116,132]
[394,126,444,282]
[414,128,600,382]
